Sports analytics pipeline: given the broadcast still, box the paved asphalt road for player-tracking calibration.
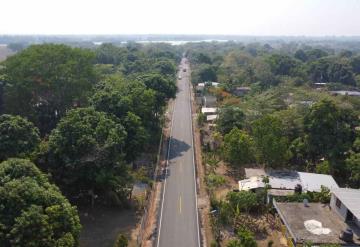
[157,58,200,247]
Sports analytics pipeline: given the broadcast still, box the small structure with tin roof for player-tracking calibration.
[239,168,339,193]
[201,107,217,115]
[330,188,360,228]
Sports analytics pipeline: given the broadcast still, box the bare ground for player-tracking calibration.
[79,206,139,247]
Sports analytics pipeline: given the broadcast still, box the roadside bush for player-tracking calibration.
[206,174,226,188]
[197,112,206,126]
[236,228,257,247]
[114,234,128,247]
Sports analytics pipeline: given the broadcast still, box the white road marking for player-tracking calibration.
[156,97,176,247]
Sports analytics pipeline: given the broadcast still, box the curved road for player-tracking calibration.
[157,58,200,247]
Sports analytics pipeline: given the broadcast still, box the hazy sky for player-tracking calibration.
[1,0,360,36]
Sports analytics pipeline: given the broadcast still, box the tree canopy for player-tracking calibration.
[40,107,131,204]
[252,115,290,167]
[0,114,40,161]
[222,128,254,166]
[1,44,96,134]
[0,158,81,247]
[304,100,357,160]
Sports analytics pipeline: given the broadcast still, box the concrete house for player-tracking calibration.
[273,200,360,246]
[330,188,360,228]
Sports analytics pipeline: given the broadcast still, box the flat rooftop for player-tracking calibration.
[275,202,360,245]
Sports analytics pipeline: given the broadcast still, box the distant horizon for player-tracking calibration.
[1,0,360,36]
[1,34,360,37]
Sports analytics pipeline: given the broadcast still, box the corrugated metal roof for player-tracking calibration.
[239,169,339,193]
[201,107,217,114]
[298,172,339,192]
[206,114,218,121]
[332,188,360,219]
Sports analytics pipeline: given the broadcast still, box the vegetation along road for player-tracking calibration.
[157,58,200,247]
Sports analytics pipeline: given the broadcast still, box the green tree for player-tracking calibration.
[90,76,157,160]
[0,158,81,247]
[91,75,158,133]
[346,152,360,188]
[122,112,148,162]
[138,73,176,110]
[252,115,290,167]
[114,234,128,247]
[307,58,355,85]
[153,59,177,76]
[316,160,331,174]
[266,54,298,76]
[236,228,257,247]
[196,64,217,82]
[217,106,245,135]
[226,191,258,213]
[41,107,131,204]
[95,43,127,65]
[294,49,308,62]
[0,114,40,161]
[304,100,357,160]
[227,239,242,247]
[223,128,254,166]
[2,44,96,134]
[351,55,360,74]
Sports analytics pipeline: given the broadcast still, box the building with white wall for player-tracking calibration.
[330,188,360,228]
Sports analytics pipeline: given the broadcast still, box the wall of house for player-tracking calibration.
[330,194,348,220]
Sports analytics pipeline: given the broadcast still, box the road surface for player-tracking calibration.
[157,58,200,247]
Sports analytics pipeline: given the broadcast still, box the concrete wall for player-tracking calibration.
[330,194,348,220]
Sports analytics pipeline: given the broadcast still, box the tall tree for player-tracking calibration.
[217,106,245,135]
[0,114,40,161]
[223,128,254,166]
[90,76,158,159]
[307,58,355,85]
[2,44,96,134]
[304,100,357,160]
[266,54,298,76]
[40,107,131,204]
[0,158,81,247]
[252,115,290,167]
[138,73,176,111]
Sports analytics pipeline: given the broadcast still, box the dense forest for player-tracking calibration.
[0,42,180,246]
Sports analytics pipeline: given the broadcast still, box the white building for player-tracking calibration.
[201,107,217,115]
[206,114,218,122]
[239,169,339,193]
[330,188,360,228]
